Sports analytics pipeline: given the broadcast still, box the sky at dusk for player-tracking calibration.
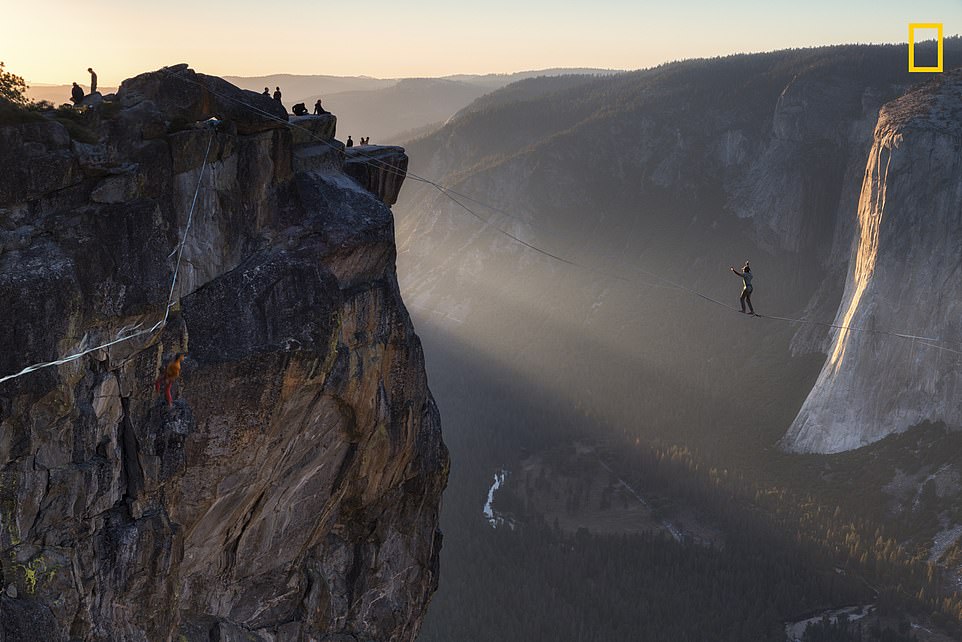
[3,0,961,85]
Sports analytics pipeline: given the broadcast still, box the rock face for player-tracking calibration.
[783,70,962,453]
[118,63,289,135]
[0,67,447,641]
[344,147,409,206]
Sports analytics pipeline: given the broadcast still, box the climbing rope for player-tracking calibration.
[0,130,215,385]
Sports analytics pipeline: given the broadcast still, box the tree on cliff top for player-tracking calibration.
[0,62,28,106]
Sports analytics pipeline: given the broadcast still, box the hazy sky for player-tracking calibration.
[4,0,960,85]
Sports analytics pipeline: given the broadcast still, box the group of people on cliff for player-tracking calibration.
[265,86,372,147]
[69,67,97,105]
[263,86,335,120]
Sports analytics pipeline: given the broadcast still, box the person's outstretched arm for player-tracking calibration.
[730,266,743,277]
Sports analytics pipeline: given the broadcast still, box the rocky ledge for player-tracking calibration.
[0,65,447,641]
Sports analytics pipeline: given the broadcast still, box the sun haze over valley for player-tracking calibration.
[2,1,962,641]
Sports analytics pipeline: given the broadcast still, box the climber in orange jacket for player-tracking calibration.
[154,353,186,407]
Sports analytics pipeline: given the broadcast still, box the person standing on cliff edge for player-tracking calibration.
[87,67,97,93]
[730,261,754,315]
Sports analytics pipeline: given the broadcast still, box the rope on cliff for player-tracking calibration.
[0,131,215,385]
[154,67,962,358]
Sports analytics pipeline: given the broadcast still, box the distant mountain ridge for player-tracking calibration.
[226,68,620,142]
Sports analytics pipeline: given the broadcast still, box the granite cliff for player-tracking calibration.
[784,70,962,453]
[0,65,448,641]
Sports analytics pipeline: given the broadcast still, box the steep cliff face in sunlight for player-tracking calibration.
[783,70,962,453]
[729,72,893,257]
[0,65,447,641]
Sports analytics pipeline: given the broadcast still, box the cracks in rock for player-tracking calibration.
[117,396,143,510]
[26,463,51,541]
[331,443,358,497]
[222,488,266,583]
[344,539,365,622]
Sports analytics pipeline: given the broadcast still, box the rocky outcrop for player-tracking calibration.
[290,114,338,145]
[783,70,962,453]
[0,66,447,641]
[344,147,409,206]
[118,63,289,135]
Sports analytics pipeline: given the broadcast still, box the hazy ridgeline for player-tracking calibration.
[223,69,617,143]
[395,41,962,639]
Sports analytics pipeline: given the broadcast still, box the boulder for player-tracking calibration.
[290,113,337,144]
[117,64,288,135]
[80,92,103,109]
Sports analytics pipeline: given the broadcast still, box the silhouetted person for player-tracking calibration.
[273,87,282,102]
[730,261,754,314]
[262,87,270,97]
[292,102,308,116]
[313,99,327,115]
[346,135,354,148]
[71,82,84,105]
[87,68,97,93]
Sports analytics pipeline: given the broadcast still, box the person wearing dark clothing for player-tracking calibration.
[262,87,270,97]
[292,102,308,116]
[730,261,754,314]
[346,136,354,148]
[273,87,282,102]
[87,68,97,93]
[313,99,327,115]
[71,82,85,105]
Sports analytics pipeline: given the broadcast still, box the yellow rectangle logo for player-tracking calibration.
[908,23,944,72]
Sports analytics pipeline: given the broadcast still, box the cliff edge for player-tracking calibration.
[783,69,962,453]
[0,65,448,641]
